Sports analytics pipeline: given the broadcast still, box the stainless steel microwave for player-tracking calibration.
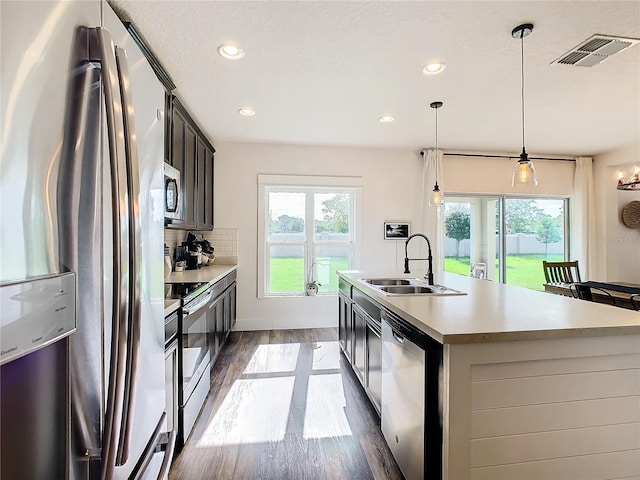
[164,162,181,221]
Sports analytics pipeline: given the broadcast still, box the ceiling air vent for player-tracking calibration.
[552,34,640,67]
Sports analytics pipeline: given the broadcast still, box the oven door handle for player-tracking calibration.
[182,290,213,316]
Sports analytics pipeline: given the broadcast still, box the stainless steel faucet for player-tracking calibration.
[404,233,434,285]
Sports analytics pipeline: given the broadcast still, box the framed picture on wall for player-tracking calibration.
[384,222,410,240]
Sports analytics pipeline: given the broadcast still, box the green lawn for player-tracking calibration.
[270,254,563,294]
[445,254,564,291]
[270,257,349,294]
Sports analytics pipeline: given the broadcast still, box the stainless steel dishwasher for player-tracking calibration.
[381,311,426,480]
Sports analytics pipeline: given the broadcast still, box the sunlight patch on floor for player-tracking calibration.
[303,373,352,439]
[243,343,301,374]
[312,341,341,370]
[197,376,295,447]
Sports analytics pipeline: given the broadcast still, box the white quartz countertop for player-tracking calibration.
[339,270,640,344]
[165,264,237,286]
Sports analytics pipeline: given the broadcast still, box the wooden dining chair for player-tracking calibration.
[569,283,617,307]
[542,260,582,284]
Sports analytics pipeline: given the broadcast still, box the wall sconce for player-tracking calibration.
[617,166,639,190]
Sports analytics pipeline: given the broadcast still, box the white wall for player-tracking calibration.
[214,142,426,330]
[214,143,580,331]
[593,144,640,283]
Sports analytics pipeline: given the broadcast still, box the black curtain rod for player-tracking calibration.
[442,152,576,162]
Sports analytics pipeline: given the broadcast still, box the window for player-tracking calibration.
[443,196,569,291]
[258,175,361,297]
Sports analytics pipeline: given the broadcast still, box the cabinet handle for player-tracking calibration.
[392,331,405,344]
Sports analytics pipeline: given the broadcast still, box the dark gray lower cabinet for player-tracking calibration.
[224,282,236,334]
[206,272,237,367]
[351,304,367,382]
[338,290,352,361]
[365,318,382,414]
[208,292,223,360]
[338,278,382,416]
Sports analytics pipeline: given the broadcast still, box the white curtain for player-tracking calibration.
[420,149,445,282]
[572,156,596,279]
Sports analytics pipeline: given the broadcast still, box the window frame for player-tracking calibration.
[257,175,362,298]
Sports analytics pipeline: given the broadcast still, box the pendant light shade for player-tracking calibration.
[429,101,444,207]
[511,23,538,187]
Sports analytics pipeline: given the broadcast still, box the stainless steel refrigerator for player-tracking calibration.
[0,1,171,478]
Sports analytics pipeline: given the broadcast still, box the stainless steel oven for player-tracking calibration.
[177,284,212,446]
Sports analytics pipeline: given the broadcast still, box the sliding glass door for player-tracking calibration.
[444,196,569,291]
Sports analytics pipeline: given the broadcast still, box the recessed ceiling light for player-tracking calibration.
[218,42,245,60]
[379,115,395,123]
[238,107,255,116]
[422,62,446,75]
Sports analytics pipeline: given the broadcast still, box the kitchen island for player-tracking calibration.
[338,270,640,480]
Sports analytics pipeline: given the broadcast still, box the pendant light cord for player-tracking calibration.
[435,106,439,184]
[520,33,526,151]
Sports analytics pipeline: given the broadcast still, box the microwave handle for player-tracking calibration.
[165,178,179,213]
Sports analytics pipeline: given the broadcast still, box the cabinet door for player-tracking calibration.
[215,294,225,352]
[182,123,197,229]
[168,105,186,226]
[338,292,352,361]
[365,321,382,415]
[170,105,185,170]
[207,295,221,362]
[352,304,366,383]
[226,282,236,331]
[203,147,215,229]
[196,138,206,228]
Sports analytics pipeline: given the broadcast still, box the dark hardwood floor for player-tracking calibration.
[169,328,403,480]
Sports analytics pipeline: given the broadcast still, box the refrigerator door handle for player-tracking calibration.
[96,27,132,480]
[58,51,104,458]
[114,44,144,466]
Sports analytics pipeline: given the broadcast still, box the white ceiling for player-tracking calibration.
[109,1,640,157]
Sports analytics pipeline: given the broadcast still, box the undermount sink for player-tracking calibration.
[360,278,466,296]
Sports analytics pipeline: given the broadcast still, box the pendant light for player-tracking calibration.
[429,101,444,207]
[511,23,538,187]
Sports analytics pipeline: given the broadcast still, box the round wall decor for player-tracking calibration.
[622,200,640,228]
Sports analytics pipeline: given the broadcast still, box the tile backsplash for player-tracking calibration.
[164,228,238,265]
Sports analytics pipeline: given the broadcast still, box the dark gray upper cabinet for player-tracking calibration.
[167,95,215,230]
[183,122,197,229]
